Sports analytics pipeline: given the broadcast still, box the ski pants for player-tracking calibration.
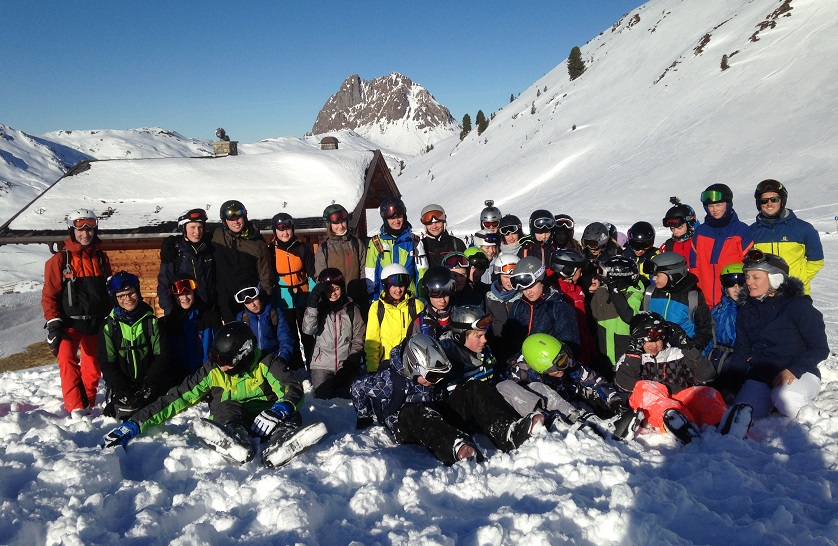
[393,403,473,466]
[57,328,101,412]
[212,400,302,430]
[733,374,821,420]
[629,380,727,430]
[495,379,577,417]
[311,365,359,400]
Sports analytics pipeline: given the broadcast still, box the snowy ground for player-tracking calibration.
[0,239,835,545]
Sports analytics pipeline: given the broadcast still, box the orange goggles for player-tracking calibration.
[169,278,198,295]
[421,210,446,225]
[73,218,97,230]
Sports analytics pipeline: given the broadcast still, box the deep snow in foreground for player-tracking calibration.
[0,240,836,545]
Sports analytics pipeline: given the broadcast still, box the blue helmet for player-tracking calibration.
[107,271,140,298]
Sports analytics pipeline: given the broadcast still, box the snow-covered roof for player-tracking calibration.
[7,148,375,232]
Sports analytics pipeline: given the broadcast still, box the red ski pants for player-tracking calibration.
[57,329,101,412]
[629,380,727,430]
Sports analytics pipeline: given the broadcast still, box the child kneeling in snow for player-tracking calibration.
[614,312,751,443]
[351,333,543,465]
[101,322,326,468]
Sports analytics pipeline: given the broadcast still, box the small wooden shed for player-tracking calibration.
[0,148,399,315]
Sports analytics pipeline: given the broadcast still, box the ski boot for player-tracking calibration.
[192,418,255,464]
[662,409,701,445]
[262,421,328,468]
[718,403,753,439]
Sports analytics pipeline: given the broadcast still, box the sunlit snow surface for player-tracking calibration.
[0,240,834,545]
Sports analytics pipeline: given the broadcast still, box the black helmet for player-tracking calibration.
[379,197,406,220]
[627,221,656,251]
[480,200,502,228]
[662,203,697,232]
[529,209,555,234]
[317,267,346,290]
[209,322,257,375]
[700,183,733,206]
[271,212,294,233]
[220,200,247,221]
[601,256,639,289]
[629,311,668,345]
[450,305,493,343]
[647,251,688,287]
[581,222,610,250]
[402,334,452,382]
[498,214,522,238]
[177,208,208,235]
[549,249,586,278]
[754,179,788,212]
[422,266,455,296]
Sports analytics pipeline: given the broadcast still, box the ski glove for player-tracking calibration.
[45,319,65,357]
[626,335,645,355]
[251,401,293,437]
[101,420,140,449]
[667,323,693,349]
[307,283,329,309]
[355,416,374,430]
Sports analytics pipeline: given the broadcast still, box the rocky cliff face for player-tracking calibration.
[311,73,459,156]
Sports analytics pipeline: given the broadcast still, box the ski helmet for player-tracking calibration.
[317,267,345,290]
[107,271,141,298]
[169,273,199,297]
[522,333,571,375]
[422,266,455,296]
[553,214,575,233]
[474,230,499,247]
[549,249,586,278]
[753,179,788,212]
[480,200,502,229]
[648,251,688,287]
[629,311,668,345]
[510,256,546,290]
[581,222,610,250]
[463,247,490,270]
[719,262,745,291]
[177,208,207,234]
[381,263,410,287]
[323,204,350,224]
[742,249,789,290]
[450,305,493,343]
[662,203,697,232]
[601,256,639,289]
[498,214,522,238]
[271,212,294,233]
[402,334,452,383]
[420,204,446,226]
[220,200,247,222]
[66,208,99,240]
[529,209,555,234]
[627,221,656,251]
[209,322,257,375]
[442,252,470,271]
[379,197,406,220]
[492,253,520,275]
[700,183,733,206]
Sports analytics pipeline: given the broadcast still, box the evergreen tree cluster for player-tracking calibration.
[568,46,585,80]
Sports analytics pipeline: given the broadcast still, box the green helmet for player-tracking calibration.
[463,247,490,270]
[720,262,744,276]
[521,333,571,374]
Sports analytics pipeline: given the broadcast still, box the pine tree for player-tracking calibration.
[510,93,515,103]
[568,46,586,80]
[460,114,472,140]
[476,110,488,136]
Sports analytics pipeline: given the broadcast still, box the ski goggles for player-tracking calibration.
[758,196,781,205]
[721,273,746,288]
[208,349,243,368]
[274,220,294,231]
[700,190,725,204]
[451,314,493,332]
[476,232,500,245]
[628,239,653,251]
[532,217,556,230]
[581,238,603,250]
[498,224,520,236]
[662,216,686,228]
[543,349,571,374]
[495,262,517,275]
[180,208,207,224]
[169,278,198,295]
[554,217,574,230]
[234,286,260,303]
[222,206,245,220]
[381,202,406,219]
[442,253,470,270]
[481,220,500,229]
[317,270,345,285]
[384,274,410,287]
[743,248,766,265]
[326,210,349,224]
[421,210,446,225]
[72,217,98,230]
[641,327,668,342]
[510,271,542,290]
[755,179,784,195]
[427,289,453,299]
[421,369,449,384]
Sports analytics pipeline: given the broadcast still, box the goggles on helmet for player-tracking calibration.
[223,206,245,220]
[477,233,500,245]
[700,190,725,204]
[381,202,406,219]
[554,217,574,230]
[482,220,500,229]
[758,196,781,205]
[641,327,668,342]
[421,210,446,225]
[452,314,493,332]
[443,253,470,270]
[318,270,345,285]
[510,272,541,290]
[72,217,98,230]
[498,224,520,236]
[581,238,603,250]
[532,217,556,230]
[234,286,260,303]
[497,262,517,275]
[169,278,198,295]
[421,369,448,384]
[384,274,410,287]
[274,222,292,232]
[326,210,349,224]
[542,349,571,374]
[755,180,784,195]
[662,216,686,228]
[743,248,766,265]
[181,209,207,224]
[721,273,745,288]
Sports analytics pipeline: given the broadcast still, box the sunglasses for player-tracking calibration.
[662,217,686,228]
[223,208,245,220]
[234,286,260,303]
[758,196,781,205]
[73,218,97,230]
[421,210,446,225]
[115,291,138,302]
[510,272,540,290]
[700,190,725,204]
[327,210,349,224]
[543,350,571,374]
[274,222,293,232]
[532,217,556,230]
[721,273,746,288]
[452,314,493,332]
[169,278,198,295]
[482,221,499,229]
[385,274,410,287]
[581,238,602,250]
[642,327,668,342]
[443,254,470,269]
[554,218,574,230]
[382,203,406,219]
[498,224,520,236]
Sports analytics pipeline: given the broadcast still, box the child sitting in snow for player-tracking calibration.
[702,263,746,395]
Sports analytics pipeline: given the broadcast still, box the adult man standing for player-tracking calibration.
[749,179,823,297]
[42,209,112,414]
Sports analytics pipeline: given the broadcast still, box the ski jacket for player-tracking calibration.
[658,237,692,268]
[408,306,452,339]
[415,231,466,273]
[622,246,658,285]
[485,280,522,337]
[642,273,712,350]
[99,302,171,399]
[160,301,222,380]
[156,234,215,316]
[517,236,556,264]
[614,346,717,396]
[364,293,424,372]
[690,209,753,307]
[314,232,366,283]
[556,280,597,366]
[132,349,302,433]
[507,286,581,356]
[212,224,274,322]
[42,236,112,335]
[439,334,496,390]
[726,277,828,386]
[590,282,645,367]
[236,301,294,363]
[701,291,741,375]
[365,224,419,299]
[270,236,315,310]
[302,298,365,373]
[750,209,824,296]
[350,342,442,432]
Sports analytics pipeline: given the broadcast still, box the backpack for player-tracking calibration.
[642,285,699,323]
[376,297,418,327]
[104,313,157,371]
[61,248,107,308]
[241,308,279,327]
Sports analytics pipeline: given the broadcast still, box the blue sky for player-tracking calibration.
[4,1,643,143]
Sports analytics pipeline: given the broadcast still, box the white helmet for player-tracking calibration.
[66,208,98,229]
[381,263,410,286]
[493,253,520,275]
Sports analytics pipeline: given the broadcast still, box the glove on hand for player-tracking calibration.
[626,335,645,355]
[355,416,374,430]
[607,395,628,415]
[251,401,293,437]
[46,319,65,357]
[603,275,620,294]
[667,323,693,349]
[101,420,140,449]
[307,283,330,308]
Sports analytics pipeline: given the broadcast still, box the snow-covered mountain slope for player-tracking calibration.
[312,72,461,157]
[399,0,838,235]
[42,127,213,160]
